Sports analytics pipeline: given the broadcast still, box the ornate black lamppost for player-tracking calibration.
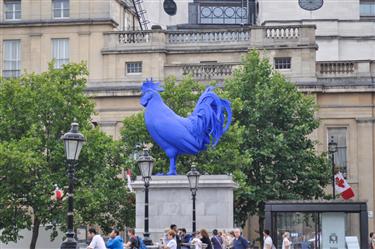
[187,164,200,233]
[328,136,338,199]
[60,122,85,249]
[137,148,154,245]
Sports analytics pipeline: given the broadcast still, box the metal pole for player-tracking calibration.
[331,154,335,199]
[60,161,78,249]
[143,181,152,245]
[192,192,196,233]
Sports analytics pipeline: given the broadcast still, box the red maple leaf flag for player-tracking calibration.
[334,172,355,200]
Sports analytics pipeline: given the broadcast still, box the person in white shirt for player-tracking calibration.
[281,232,291,249]
[164,230,177,249]
[191,231,203,249]
[87,228,106,249]
[263,230,273,249]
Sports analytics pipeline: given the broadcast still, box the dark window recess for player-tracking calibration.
[274,57,291,69]
[126,62,142,74]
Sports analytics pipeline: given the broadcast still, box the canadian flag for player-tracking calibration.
[126,169,133,192]
[334,172,355,200]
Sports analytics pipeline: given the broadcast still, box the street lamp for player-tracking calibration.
[328,136,338,199]
[187,164,200,233]
[60,122,85,249]
[137,148,154,245]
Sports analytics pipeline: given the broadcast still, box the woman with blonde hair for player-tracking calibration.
[282,232,291,249]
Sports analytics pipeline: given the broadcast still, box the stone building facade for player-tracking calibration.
[1,0,375,245]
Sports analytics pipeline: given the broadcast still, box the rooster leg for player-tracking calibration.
[166,156,177,175]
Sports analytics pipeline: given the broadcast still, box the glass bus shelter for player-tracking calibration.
[264,201,368,249]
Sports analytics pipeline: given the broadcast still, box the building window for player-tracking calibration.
[274,57,291,69]
[360,1,375,16]
[126,62,142,74]
[4,0,21,20]
[200,6,248,24]
[328,127,348,178]
[2,40,21,78]
[52,39,69,69]
[52,0,69,18]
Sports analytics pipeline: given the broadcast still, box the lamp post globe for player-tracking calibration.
[187,164,200,233]
[328,136,338,200]
[60,122,85,249]
[137,148,154,245]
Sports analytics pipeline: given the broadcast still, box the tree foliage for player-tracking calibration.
[0,63,134,249]
[225,51,331,231]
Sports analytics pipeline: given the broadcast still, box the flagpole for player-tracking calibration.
[331,153,335,199]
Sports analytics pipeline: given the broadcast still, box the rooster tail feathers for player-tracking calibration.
[192,87,232,147]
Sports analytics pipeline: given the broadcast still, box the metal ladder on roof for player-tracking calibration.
[131,0,150,31]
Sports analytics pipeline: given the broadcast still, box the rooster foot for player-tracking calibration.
[166,170,177,176]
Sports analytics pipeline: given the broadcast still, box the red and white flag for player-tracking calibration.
[126,169,133,192]
[334,172,355,200]
[53,185,63,201]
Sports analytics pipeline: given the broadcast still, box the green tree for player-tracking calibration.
[121,76,249,176]
[225,51,330,239]
[0,63,134,249]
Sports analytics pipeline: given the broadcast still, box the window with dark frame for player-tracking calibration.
[274,57,291,69]
[126,62,142,74]
[360,0,375,16]
[52,0,69,18]
[328,127,348,178]
[200,6,248,24]
[3,39,21,78]
[4,0,21,20]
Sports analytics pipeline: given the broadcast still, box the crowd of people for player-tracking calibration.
[84,225,260,249]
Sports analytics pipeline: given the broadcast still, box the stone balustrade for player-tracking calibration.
[167,30,250,44]
[316,60,375,80]
[265,27,300,39]
[318,61,356,75]
[182,63,237,80]
[102,25,315,52]
[118,31,152,44]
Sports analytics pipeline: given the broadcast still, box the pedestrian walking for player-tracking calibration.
[370,232,375,249]
[106,228,123,249]
[164,230,178,249]
[191,232,203,249]
[211,229,223,249]
[233,228,248,249]
[200,229,212,249]
[171,224,181,249]
[281,232,291,249]
[263,230,274,249]
[87,228,106,249]
[179,228,192,249]
[125,228,139,249]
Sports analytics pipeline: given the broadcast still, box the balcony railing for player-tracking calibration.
[167,30,250,44]
[164,62,239,81]
[316,60,375,79]
[103,25,315,52]
[318,61,355,75]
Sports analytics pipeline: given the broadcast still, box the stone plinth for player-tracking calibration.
[132,175,236,241]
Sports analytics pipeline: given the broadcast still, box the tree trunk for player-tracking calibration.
[258,215,264,249]
[30,215,40,249]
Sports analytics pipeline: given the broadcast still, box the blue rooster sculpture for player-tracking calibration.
[140,79,232,175]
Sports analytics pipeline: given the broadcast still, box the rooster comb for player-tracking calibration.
[141,78,164,93]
